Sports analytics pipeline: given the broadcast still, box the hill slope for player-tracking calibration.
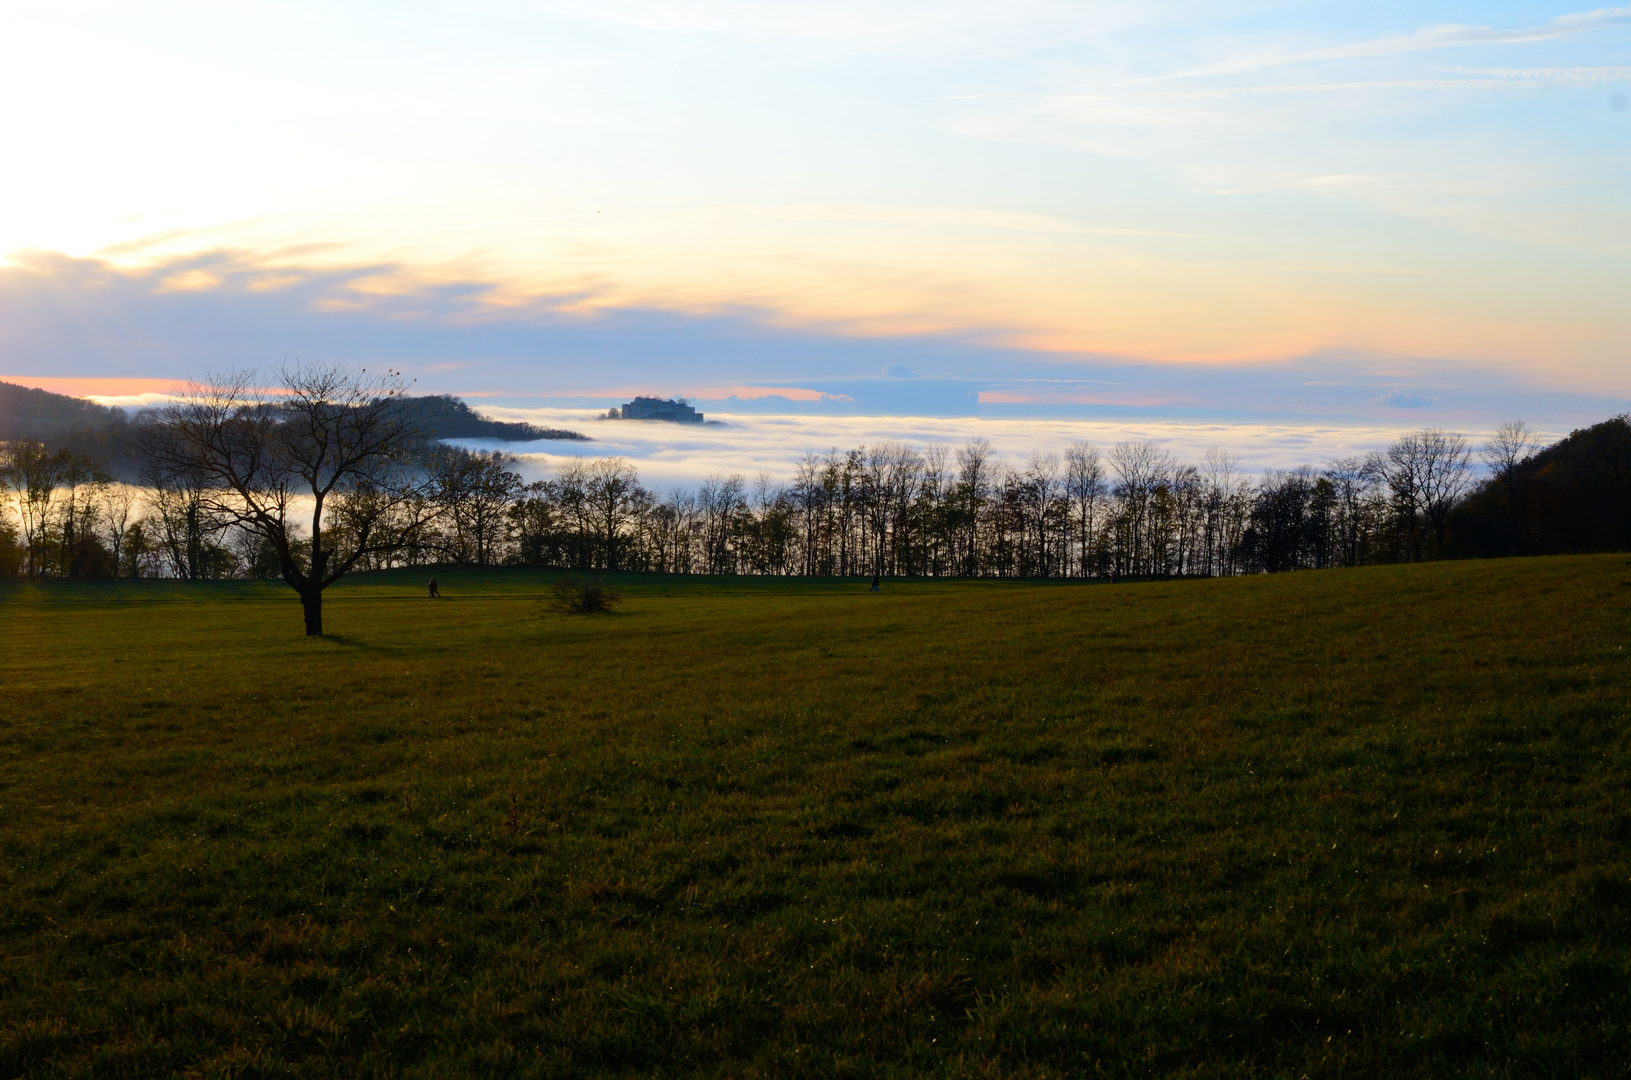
[0,380,127,435]
[1455,414,1631,556]
[2,558,1628,1076]
[398,393,589,442]
[0,381,587,457]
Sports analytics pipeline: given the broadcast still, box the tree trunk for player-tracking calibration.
[302,589,323,636]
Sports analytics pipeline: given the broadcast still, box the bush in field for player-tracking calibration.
[546,575,618,614]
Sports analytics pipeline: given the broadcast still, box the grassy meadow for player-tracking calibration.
[2,557,1629,1077]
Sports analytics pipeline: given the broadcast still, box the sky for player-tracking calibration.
[2,1,1629,474]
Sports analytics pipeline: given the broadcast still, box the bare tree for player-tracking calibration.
[553,460,593,567]
[1,441,60,577]
[1323,456,1381,568]
[954,439,992,577]
[583,457,648,571]
[1242,467,1316,573]
[0,441,108,577]
[1024,451,1062,577]
[1200,447,1245,577]
[1382,433,1429,561]
[1484,420,1537,481]
[1064,441,1105,577]
[54,457,112,578]
[791,452,827,577]
[697,473,745,574]
[664,488,702,573]
[918,443,951,576]
[636,489,692,574]
[861,442,922,577]
[1109,441,1170,577]
[1381,428,1473,559]
[102,485,143,577]
[142,457,234,579]
[1483,420,1537,539]
[427,447,523,565]
[140,366,429,635]
[1167,462,1203,576]
[1418,429,1474,556]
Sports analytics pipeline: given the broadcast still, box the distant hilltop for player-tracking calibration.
[400,394,590,442]
[0,381,588,478]
[606,396,704,424]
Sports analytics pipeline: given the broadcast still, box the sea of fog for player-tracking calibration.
[452,408,1515,492]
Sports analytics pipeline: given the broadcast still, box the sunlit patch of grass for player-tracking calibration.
[1,556,1628,1076]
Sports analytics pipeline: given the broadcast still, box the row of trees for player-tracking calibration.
[369,427,1488,579]
[0,442,133,579]
[1,412,1522,584]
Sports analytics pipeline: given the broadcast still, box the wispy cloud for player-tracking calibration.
[1150,78,1546,99]
[952,5,1631,262]
[1312,6,1631,60]
[534,0,1171,51]
[752,203,1205,238]
[1437,65,1631,84]
[1373,389,1436,409]
[1151,5,1631,82]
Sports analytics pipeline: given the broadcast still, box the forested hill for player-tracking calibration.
[0,381,134,467]
[0,381,127,439]
[0,381,588,459]
[1454,413,1631,556]
[398,394,588,442]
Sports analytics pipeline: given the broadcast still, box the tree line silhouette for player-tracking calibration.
[6,404,1626,583]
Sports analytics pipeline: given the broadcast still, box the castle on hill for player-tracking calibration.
[607,396,704,424]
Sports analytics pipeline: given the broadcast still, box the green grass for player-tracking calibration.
[2,557,1629,1078]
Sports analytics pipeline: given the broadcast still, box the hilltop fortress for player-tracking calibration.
[606,396,704,424]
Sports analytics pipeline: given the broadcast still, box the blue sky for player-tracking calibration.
[1,1,1628,436]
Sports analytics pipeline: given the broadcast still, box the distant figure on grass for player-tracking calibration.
[870,574,880,592]
[428,578,441,598]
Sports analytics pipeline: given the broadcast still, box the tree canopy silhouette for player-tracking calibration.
[139,366,429,635]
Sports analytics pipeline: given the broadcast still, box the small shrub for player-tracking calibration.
[547,576,618,614]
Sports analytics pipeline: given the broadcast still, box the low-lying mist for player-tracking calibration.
[459,407,1523,491]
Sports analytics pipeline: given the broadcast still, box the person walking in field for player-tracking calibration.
[870,573,880,592]
[428,578,441,598]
